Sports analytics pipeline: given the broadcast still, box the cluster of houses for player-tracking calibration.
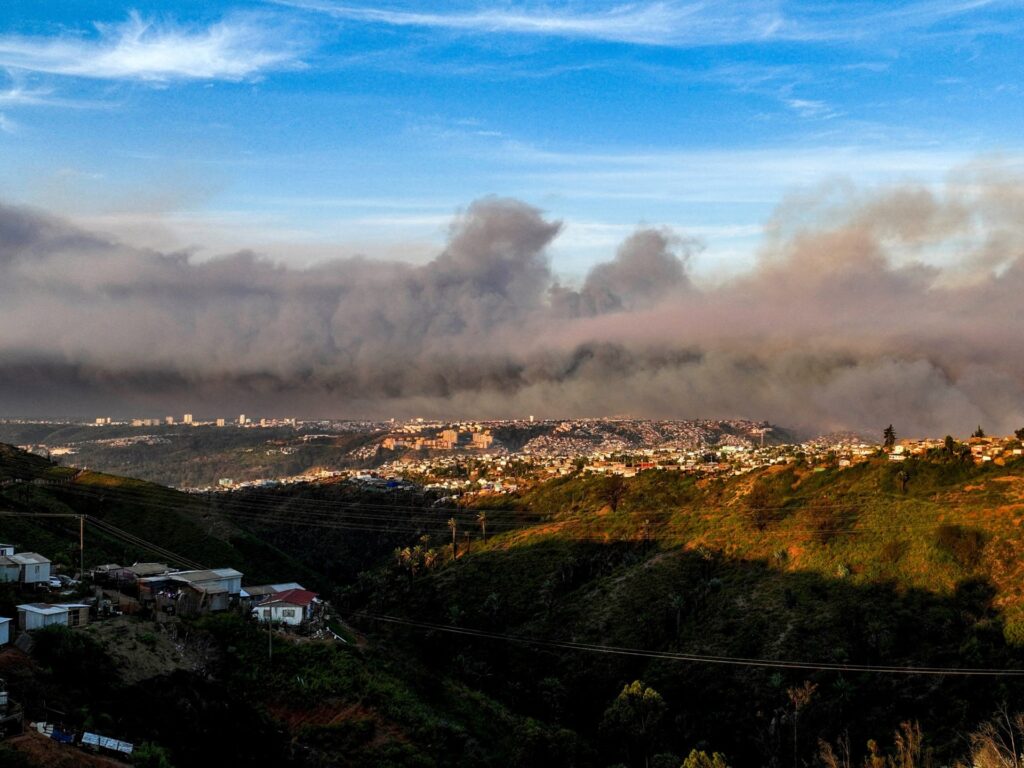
[0,543,88,642]
[0,540,322,648]
[91,561,320,626]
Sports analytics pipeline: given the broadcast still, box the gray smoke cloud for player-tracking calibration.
[2,170,1024,437]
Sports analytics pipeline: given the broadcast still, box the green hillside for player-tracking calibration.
[6,442,1024,766]
[339,453,1024,765]
[0,443,314,585]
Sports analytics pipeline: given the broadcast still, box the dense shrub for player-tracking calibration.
[935,524,985,569]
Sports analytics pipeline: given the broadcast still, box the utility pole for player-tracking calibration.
[268,610,273,662]
[79,515,84,580]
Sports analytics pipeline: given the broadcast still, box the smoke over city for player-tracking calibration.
[2,168,1024,437]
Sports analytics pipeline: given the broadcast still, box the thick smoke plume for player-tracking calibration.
[2,169,1024,436]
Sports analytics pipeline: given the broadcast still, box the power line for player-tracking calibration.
[351,611,1024,677]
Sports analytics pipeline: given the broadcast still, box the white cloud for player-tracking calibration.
[275,0,1021,47]
[784,98,840,120]
[275,1,788,47]
[0,12,304,81]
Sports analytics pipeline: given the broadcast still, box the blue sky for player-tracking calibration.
[1,1,1023,280]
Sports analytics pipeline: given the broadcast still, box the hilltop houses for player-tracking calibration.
[251,589,319,626]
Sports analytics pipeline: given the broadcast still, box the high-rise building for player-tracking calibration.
[216,418,226,427]
[238,414,246,425]
[183,413,193,425]
[165,416,174,425]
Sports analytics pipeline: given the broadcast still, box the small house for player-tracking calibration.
[140,567,243,615]
[0,544,14,557]
[16,603,68,631]
[55,604,90,628]
[91,564,123,582]
[240,582,306,608]
[252,589,318,626]
[0,557,20,583]
[168,568,242,597]
[0,618,10,645]
[9,553,51,584]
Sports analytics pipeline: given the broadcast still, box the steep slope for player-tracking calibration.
[344,454,1024,765]
[0,443,315,585]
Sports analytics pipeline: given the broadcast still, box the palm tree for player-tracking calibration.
[477,511,488,541]
[448,517,458,558]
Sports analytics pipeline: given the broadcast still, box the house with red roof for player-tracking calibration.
[251,589,318,626]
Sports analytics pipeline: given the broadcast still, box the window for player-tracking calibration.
[262,609,271,619]
[281,609,296,618]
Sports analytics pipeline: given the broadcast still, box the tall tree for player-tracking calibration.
[448,517,458,559]
[787,681,817,768]
[602,474,629,512]
[883,425,897,450]
[601,680,667,768]
[973,425,986,438]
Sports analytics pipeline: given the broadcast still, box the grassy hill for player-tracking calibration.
[0,443,315,585]
[341,453,1024,765]
[7,442,1024,765]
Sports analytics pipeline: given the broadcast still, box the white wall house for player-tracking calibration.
[0,544,14,557]
[0,617,10,645]
[10,553,51,584]
[17,603,68,631]
[0,557,20,583]
[252,589,318,626]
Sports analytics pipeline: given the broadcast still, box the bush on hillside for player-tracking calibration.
[935,524,985,569]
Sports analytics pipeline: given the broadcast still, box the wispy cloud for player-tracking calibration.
[274,0,788,47]
[276,0,1022,48]
[784,97,840,120]
[0,12,305,81]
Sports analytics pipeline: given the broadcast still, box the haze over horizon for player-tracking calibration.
[2,1,1024,435]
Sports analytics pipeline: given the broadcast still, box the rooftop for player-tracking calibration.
[17,603,67,615]
[259,589,317,608]
[9,552,50,565]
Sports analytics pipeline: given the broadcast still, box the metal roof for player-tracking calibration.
[241,582,305,597]
[257,589,318,608]
[10,552,50,565]
[127,562,169,576]
[170,568,242,583]
[17,603,67,615]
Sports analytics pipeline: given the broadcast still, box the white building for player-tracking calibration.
[0,617,10,645]
[183,413,193,424]
[252,589,318,626]
[0,557,19,583]
[10,553,51,584]
[0,544,13,557]
[17,603,68,631]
